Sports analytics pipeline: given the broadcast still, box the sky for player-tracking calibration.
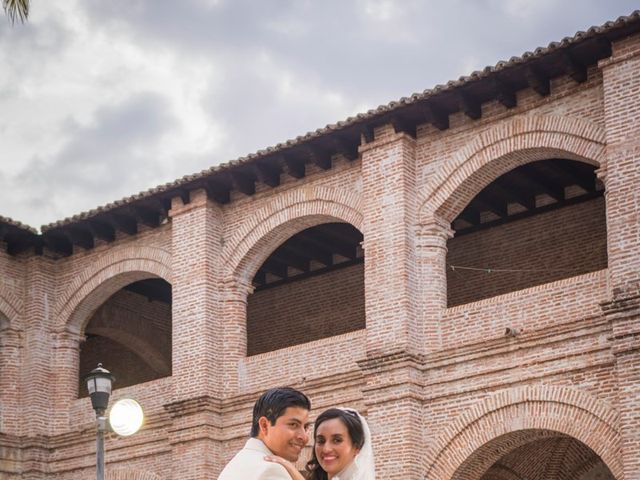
[1,0,638,230]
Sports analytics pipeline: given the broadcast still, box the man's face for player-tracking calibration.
[259,406,310,462]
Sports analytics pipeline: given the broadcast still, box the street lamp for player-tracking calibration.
[84,364,144,480]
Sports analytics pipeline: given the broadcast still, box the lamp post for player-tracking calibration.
[84,364,115,480]
[84,364,145,480]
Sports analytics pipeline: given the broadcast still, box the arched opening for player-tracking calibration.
[447,159,606,306]
[246,222,364,355]
[78,278,172,395]
[452,429,615,480]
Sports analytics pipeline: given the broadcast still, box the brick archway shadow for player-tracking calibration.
[418,114,606,224]
[55,246,172,334]
[222,186,363,286]
[424,385,621,480]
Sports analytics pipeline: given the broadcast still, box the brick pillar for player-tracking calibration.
[602,295,640,479]
[358,125,423,479]
[600,34,640,295]
[19,256,56,478]
[50,330,84,431]
[167,189,223,479]
[219,279,251,396]
[416,216,453,354]
[599,33,640,479]
[360,124,420,357]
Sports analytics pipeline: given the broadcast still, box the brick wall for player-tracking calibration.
[447,197,607,306]
[247,262,365,355]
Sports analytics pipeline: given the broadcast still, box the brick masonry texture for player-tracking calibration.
[1,29,640,480]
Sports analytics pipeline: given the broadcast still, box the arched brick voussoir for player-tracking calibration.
[55,246,172,334]
[424,385,621,480]
[418,114,606,224]
[0,286,23,331]
[222,186,363,286]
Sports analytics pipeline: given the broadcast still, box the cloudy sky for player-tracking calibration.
[1,1,638,229]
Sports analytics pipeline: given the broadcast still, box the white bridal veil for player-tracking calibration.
[334,408,376,480]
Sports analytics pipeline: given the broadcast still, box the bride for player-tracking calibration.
[266,407,375,480]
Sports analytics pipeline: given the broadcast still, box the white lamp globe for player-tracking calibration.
[109,398,144,436]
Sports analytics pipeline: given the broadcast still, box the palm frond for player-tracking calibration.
[3,0,29,24]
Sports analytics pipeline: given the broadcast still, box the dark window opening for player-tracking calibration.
[79,278,172,396]
[247,222,364,355]
[447,159,607,307]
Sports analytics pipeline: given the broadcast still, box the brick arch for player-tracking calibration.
[424,385,621,480]
[0,285,23,330]
[222,186,363,286]
[106,469,163,480]
[418,115,606,223]
[56,246,172,334]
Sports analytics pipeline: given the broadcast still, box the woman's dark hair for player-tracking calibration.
[305,408,365,480]
[250,387,311,437]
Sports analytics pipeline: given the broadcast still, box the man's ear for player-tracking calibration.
[258,416,270,436]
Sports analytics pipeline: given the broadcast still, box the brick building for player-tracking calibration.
[1,11,640,480]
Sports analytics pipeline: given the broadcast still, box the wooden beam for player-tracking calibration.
[111,213,138,236]
[493,177,536,210]
[205,179,231,204]
[68,227,95,250]
[360,124,374,143]
[331,136,359,161]
[305,145,332,170]
[131,205,161,228]
[525,65,550,96]
[284,155,306,179]
[42,233,73,256]
[458,91,481,120]
[390,116,417,138]
[515,165,564,202]
[458,207,481,226]
[563,50,587,83]
[262,258,288,279]
[88,220,116,242]
[493,77,517,109]
[299,231,356,260]
[282,239,333,267]
[270,249,310,273]
[547,161,596,192]
[231,171,256,196]
[425,103,449,130]
[253,162,281,188]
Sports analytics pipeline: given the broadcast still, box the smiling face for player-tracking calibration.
[258,406,310,462]
[315,418,360,478]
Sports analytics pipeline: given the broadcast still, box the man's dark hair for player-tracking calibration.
[250,387,311,437]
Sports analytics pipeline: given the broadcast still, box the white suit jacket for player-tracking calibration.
[218,438,292,480]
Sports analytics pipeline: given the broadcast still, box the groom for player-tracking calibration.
[218,387,311,479]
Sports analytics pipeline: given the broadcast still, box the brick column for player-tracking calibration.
[358,125,423,479]
[19,256,56,478]
[599,33,640,479]
[167,189,224,479]
[360,124,420,357]
[600,34,640,295]
[50,330,84,431]
[602,295,640,479]
[416,216,453,354]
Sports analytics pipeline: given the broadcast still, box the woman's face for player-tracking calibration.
[314,418,360,477]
